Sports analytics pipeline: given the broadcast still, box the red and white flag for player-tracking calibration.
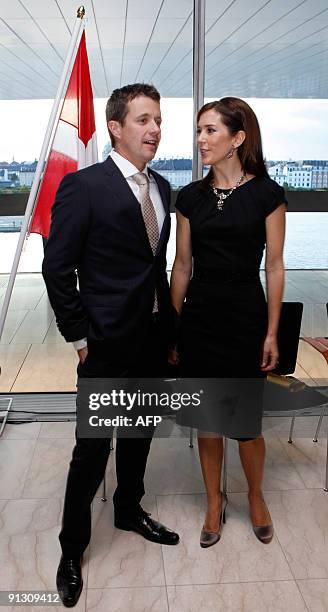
[30,31,98,238]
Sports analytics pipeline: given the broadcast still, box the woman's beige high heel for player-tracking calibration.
[238,438,274,544]
[248,493,274,544]
[200,492,228,548]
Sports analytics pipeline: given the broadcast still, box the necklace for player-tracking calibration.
[211,174,245,211]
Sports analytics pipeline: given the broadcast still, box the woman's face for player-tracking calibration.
[197,110,236,166]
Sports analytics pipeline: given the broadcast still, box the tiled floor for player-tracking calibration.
[0,271,328,610]
[1,421,328,611]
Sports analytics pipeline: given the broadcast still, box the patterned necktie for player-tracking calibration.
[133,172,159,312]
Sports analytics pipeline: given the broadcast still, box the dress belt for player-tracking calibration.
[192,266,260,283]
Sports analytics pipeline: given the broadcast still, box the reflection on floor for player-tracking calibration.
[0,272,328,610]
[0,271,327,392]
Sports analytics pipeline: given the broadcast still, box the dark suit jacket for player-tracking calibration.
[42,157,172,359]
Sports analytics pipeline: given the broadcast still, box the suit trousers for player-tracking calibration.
[59,314,168,557]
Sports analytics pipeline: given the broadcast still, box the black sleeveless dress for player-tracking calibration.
[175,176,287,437]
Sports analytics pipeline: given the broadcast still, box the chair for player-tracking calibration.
[189,302,328,492]
[189,303,304,437]
[101,436,114,502]
[299,301,328,440]
[260,302,328,492]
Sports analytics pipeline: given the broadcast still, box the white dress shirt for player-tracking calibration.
[109,149,165,232]
[73,149,166,351]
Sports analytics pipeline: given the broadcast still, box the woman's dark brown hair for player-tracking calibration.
[197,97,268,186]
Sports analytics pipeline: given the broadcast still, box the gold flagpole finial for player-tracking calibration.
[77,6,85,18]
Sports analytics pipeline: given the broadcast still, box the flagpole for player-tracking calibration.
[0,7,86,342]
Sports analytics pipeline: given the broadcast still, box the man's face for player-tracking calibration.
[108,95,162,169]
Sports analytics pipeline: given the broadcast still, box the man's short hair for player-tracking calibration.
[105,83,160,147]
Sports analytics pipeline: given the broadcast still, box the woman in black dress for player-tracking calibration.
[170,98,286,548]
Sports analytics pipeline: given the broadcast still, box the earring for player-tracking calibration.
[226,146,234,159]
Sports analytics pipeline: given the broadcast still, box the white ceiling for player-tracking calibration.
[0,0,327,100]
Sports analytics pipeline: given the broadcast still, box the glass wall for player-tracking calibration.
[0,0,327,394]
[204,0,328,271]
[0,0,194,393]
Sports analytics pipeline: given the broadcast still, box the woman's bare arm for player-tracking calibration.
[170,210,193,314]
[261,203,286,370]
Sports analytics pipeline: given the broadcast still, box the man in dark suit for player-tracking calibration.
[42,83,179,608]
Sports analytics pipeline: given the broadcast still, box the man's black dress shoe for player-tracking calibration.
[56,556,83,608]
[115,508,179,545]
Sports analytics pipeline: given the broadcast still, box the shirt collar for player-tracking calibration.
[109,149,153,181]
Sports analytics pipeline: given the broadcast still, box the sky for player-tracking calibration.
[1,97,328,163]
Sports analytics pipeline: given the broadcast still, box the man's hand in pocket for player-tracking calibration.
[77,346,88,364]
